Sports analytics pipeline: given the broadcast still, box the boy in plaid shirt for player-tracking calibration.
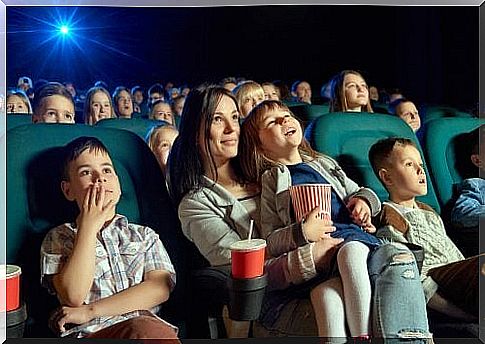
[40,136,179,340]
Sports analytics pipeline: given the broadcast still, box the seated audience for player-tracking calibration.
[388,98,424,142]
[131,86,149,117]
[329,70,373,113]
[148,83,165,104]
[6,89,32,114]
[272,80,291,101]
[113,86,134,119]
[149,100,174,125]
[232,80,264,118]
[369,137,482,321]
[261,82,279,101]
[40,136,179,340]
[220,77,238,92]
[451,126,485,229]
[146,124,179,177]
[32,82,75,124]
[17,76,33,92]
[291,80,312,104]
[83,86,115,125]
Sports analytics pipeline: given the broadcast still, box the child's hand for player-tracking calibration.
[346,197,372,227]
[49,304,95,334]
[302,206,336,242]
[362,220,377,233]
[76,184,115,235]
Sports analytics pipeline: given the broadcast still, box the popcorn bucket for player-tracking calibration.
[289,183,332,222]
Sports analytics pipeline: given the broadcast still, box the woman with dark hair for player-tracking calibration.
[169,85,270,263]
[168,85,343,336]
[329,70,373,113]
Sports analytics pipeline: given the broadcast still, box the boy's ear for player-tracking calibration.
[470,154,481,169]
[61,180,76,201]
[378,168,393,187]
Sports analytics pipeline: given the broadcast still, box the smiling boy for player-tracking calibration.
[40,137,179,340]
[369,137,481,321]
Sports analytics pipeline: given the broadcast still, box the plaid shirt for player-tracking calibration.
[40,214,176,338]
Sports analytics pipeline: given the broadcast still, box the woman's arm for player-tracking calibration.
[179,194,242,266]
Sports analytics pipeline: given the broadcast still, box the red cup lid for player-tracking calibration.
[230,239,266,252]
[0,265,22,279]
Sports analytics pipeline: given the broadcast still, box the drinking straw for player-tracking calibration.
[248,219,254,242]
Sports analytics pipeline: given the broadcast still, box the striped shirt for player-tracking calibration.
[40,214,176,338]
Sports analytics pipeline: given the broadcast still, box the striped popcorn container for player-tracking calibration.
[289,183,332,222]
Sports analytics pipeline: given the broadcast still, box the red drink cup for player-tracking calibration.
[289,183,332,222]
[0,264,22,312]
[230,239,266,279]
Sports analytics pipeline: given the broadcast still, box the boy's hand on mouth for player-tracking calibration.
[76,184,116,234]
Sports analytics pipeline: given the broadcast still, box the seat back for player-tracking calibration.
[7,114,32,131]
[423,105,474,124]
[424,117,484,211]
[289,104,330,125]
[95,117,168,140]
[304,112,441,212]
[6,123,188,336]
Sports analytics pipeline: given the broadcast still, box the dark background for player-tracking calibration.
[6,6,479,109]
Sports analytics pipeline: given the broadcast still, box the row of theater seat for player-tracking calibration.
[3,113,482,338]
[304,112,483,215]
[286,102,475,126]
[4,124,194,337]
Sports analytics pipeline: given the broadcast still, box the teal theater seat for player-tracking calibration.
[6,123,188,337]
[6,114,32,131]
[304,112,441,213]
[288,104,330,126]
[424,117,484,212]
[95,117,168,140]
[423,105,474,124]
[424,117,483,257]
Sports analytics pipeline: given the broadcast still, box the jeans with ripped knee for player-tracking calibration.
[368,242,433,342]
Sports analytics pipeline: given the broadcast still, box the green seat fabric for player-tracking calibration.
[423,105,474,124]
[6,123,188,336]
[95,117,168,140]
[7,114,32,131]
[289,104,330,125]
[304,112,441,213]
[424,117,484,210]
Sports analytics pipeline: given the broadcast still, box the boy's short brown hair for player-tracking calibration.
[369,137,416,179]
[62,136,110,181]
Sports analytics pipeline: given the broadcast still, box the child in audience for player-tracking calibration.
[220,76,237,92]
[291,80,312,104]
[131,86,149,117]
[369,137,481,321]
[451,126,485,229]
[146,124,179,177]
[32,82,75,124]
[329,70,373,113]
[232,80,265,118]
[149,100,174,125]
[262,82,280,101]
[388,98,422,132]
[171,95,186,117]
[148,83,165,104]
[6,89,32,114]
[40,136,179,340]
[112,86,134,119]
[83,86,115,125]
[240,100,383,339]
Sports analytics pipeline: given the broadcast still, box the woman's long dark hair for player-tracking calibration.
[168,84,241,205]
